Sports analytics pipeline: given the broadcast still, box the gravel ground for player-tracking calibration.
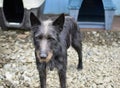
[0,29,120,88]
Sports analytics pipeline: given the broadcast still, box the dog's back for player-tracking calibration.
[60,16,82,49]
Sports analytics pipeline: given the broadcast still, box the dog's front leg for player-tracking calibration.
[37,63,47,88]
[57,56,67,88]
[38,69,46,88]
[58,69,66,88]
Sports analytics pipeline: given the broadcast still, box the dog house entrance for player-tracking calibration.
[3,0,24,23]
[78,0,105,22]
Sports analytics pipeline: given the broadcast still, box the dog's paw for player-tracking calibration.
[77,65,83,71]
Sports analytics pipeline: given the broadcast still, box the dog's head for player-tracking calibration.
[30,13,65,63]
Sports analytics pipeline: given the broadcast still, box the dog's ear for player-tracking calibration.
[53,13,65,30]
[30,12,41,26]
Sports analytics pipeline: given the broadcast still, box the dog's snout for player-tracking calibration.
[40,52,47,59]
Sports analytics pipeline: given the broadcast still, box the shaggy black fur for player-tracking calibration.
[30,13,82,88]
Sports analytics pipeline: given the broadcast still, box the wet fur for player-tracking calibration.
[30,13,82,88]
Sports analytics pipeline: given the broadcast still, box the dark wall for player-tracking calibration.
[78,0,105,22]
[3,0,24,23]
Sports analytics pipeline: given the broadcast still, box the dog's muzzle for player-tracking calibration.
[36,50,53,63]
[40,52,48,59]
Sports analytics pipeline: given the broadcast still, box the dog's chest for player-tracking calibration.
[46,56,64,71]
[46,59,56,71]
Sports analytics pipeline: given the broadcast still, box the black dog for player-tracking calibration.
[30,13,82,88]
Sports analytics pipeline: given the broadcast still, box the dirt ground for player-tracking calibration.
[0,29,120,88]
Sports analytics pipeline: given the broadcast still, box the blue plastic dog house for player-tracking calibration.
[69,0,116,30]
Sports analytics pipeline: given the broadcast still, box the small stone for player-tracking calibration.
[3,80,14,88]
[4,64,12,70]
[17,34,28,39]
[21,57,33,63]
[5,72,13,81]
[33,83,40,88]
[23,82,30,87]
[103,77,112,83]
[92,31,97,35]
[0,64,3,68]
[3,49,11,54]
[95,77,103,85]
[19,76,24,80]
[10,55,16,60]
[25,32,30,35]
[97,85,105,88]
[106,85,113,88]
[0,86,4,88]
[14,80,19,85]
[8,36,12,40]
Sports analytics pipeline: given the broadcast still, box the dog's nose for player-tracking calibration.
[40,53,47,59]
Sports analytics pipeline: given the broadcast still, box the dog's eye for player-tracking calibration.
[47,36,55,40]
[35,35,42,40]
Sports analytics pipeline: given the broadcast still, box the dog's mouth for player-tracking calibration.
[36,51,53,63]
